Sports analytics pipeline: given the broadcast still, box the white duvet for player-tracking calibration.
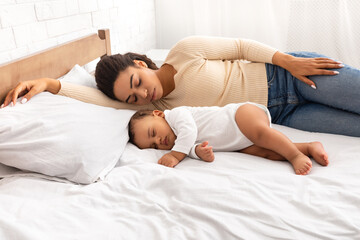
[0,125,360,240]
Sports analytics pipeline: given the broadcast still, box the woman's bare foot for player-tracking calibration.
[308,142,329,166]
[289,154,313,175]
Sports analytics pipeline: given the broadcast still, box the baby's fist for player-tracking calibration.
[195,141,215,162]
[158,153,180,168]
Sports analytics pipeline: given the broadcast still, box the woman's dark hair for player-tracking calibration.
[128,109,153,145]
[95,52,159,100]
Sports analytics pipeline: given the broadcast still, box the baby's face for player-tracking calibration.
[133,113,176,150]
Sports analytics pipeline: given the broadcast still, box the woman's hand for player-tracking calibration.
[1,78,61,108]
[272,52,343,88]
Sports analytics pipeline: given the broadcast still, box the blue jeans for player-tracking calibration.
[266,51,360,137]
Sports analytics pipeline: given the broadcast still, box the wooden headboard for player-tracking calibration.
[0,29,111,103]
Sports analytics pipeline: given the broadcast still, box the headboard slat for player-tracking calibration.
[0,29,111,103]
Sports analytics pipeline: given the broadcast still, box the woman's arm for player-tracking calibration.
[167,36,277,65]
[272,51,343,88]
[2,78,154,111]
[169,36,344,89]
[58,81,154,110]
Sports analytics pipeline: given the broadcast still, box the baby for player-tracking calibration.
[128,102,329,175]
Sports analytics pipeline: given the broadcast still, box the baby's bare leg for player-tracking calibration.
[235,104,313,175]
[240,145,285,161]
[240,142,329,166]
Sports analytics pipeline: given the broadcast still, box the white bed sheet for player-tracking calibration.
[0,125,359,239]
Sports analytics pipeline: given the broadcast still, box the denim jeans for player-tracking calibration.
[266,51,360,137]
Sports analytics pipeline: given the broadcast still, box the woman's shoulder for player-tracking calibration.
[166,36,218,63]
[171,35,224,51]
[165,37,199,65]
[169,36,197,53]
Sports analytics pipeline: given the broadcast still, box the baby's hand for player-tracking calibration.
[195,141,214,162]
[158,153,180,168]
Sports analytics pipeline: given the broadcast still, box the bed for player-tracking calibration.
[0,29,359,240]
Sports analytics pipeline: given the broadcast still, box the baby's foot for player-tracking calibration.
[308,142,329,166]
[289,154,312,175]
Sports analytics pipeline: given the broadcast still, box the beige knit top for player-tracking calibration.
[59,36,277,111]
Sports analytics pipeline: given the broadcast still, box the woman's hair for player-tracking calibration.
[95,53,159,100]
[128,109,154,145]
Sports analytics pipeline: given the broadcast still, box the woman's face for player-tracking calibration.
[113,65,163,105]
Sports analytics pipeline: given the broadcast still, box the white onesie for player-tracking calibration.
[164,102,272,159]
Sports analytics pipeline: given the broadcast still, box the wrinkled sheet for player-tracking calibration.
[0,125,360,239]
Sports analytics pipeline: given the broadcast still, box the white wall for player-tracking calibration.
[0,0,157,66]
[155,0,360,68]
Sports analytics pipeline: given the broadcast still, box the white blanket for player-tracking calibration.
[0,125,359,239]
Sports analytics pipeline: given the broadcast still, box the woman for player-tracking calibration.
[2,36,360,136]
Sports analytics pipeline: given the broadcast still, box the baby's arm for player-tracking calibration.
[158,141,214,167]
[195,141,214,162]
[159,107,197,168]
[158,151,186,168]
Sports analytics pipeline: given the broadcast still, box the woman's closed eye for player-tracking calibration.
[132,79,142,103]
[126,76,141,103]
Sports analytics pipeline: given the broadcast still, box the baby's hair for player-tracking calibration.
[128,109,154,145]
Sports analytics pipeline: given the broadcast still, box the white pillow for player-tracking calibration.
[0,92,135,184]
[58,64,97,88]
